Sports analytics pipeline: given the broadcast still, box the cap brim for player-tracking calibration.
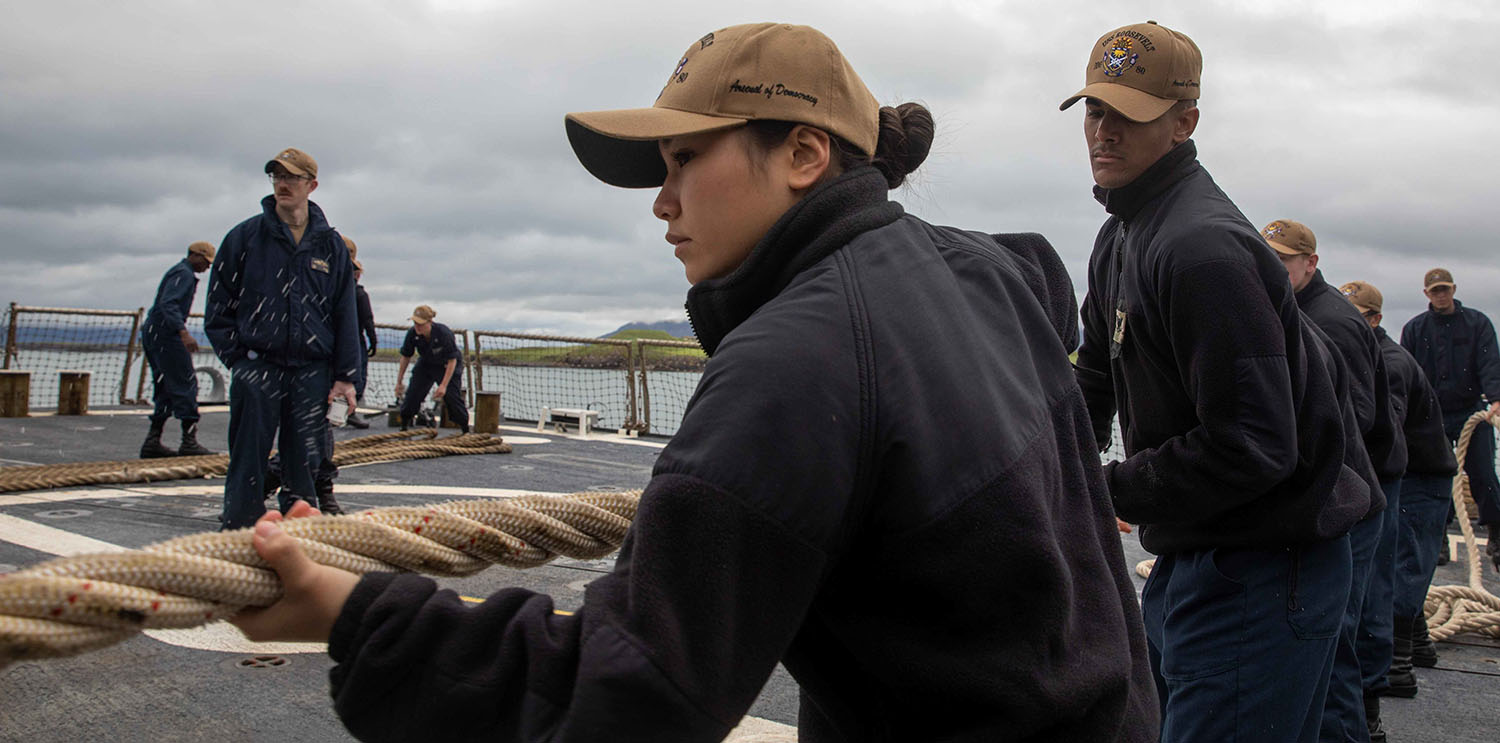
[565,108,749,188]
[1426,282,1455,289]
[1266,240,1306,256]
[1060,83,1178,123]
[265,159,309,177]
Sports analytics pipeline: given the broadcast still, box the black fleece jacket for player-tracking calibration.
[1400,300,1500,414]
[1075,141,1369,554]
[1378,326,1457,476]
[326,167,1158,742]
[1297,269,1399,508]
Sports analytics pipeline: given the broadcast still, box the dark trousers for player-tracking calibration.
[142,324,199,425]
[356,338,370,401]
[1357,481,1402,694]
[266,421,337,491]
[400,364,468,429]
[221,358,330,530]
[1394,474,1453,619]
[1444,408,1500,525]
[1321,508,1382,742]
[1143,537,1349,743]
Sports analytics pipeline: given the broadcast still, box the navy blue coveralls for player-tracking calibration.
[1400,299,1500,527]
[205,196,358,530]
[143,258,201,425]
[398,322,467,430]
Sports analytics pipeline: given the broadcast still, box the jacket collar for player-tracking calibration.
[1430,299,1464,319]
[259,196,332,247]
[686,166,903,356]
[1093,140,1200,220]
[1294,268,1331,305]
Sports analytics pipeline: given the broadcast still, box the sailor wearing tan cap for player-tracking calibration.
[1067,21,1369,742]
[393,304,467,433]
[229,22,1158,741]
[1267,219,1402,741]
[204,147,359,528]
[139,241,218,459]
[1340,280,1458,705]
[1399,269,1500,571]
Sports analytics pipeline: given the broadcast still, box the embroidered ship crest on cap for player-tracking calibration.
[1102,36,1140,77]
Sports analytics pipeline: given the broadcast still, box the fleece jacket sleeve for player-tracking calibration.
[1107,255,1298,524]
[326,473,825,743]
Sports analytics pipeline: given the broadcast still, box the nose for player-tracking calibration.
[1091,109,1123,143]
[653,179,679,222]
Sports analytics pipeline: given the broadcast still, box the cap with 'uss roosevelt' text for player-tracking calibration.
[1060,21,1202,123]
[264,148,318,179]
[1424,268,1455,290]
[1261,219,1317,256]
[1339,281,1383,315]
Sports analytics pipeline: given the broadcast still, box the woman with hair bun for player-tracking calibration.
[232,23,1157,742]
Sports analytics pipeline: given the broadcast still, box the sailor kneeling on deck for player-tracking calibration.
[394,304,468,434]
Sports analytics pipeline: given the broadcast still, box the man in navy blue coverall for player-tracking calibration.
[205,148,359,530]
[139,241,217,458]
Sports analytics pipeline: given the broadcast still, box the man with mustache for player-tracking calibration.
[205,147,360,529]
[1066,21,1369,742]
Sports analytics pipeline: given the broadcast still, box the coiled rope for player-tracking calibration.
[1132,411,1500,642]
[0,429,511,493]
[1423,410,1500,640]
[0,489,640,667]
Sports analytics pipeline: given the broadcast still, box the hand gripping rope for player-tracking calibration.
[1133,410,1500,642]
[0,489,640,667]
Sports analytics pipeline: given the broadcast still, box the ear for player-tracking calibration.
[785,125,833,191]
[1306,254,1320,272]
[308,179,319,194]
[1171,105,1199,144]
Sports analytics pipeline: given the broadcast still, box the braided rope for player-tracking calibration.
[0,429,511,493]
[1132,412,1500,641]
[1423,410,1500,641]
[0,490,640,667]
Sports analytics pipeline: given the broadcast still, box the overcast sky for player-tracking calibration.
[2,0,1494,338]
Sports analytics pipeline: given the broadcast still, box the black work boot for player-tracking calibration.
[177,421,215,456]
[1412,613,1439,668]
[262,469,281,502]
[316,479,344,516]
[1364,693,1388,743]
[139,418,175,459]
[345,411,370,429]
[1384,615,1419,698]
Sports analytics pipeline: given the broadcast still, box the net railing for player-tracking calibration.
[472,332,639,433]
[633,338,707,436]
[126,313,223,406]
[4,303,144,409]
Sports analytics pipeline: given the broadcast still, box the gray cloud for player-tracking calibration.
[1,0,1494,339]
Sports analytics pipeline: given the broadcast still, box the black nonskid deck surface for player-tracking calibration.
[1,410,1495,742]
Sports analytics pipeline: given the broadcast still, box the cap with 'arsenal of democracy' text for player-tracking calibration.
[565,23,879,188]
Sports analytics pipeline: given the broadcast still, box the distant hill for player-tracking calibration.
[604,320,694,339]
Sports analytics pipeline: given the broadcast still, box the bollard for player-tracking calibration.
[57,370,90,415]
[0,370,29,417]
[475,391,501,434]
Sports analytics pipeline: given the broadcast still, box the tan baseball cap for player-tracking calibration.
[343,235,357,259]
[1060,21,1202,123]
[1261,219,1317,256]
[564,22,880,188]
[352,259,363,272]
[1340,281,1383,314]
[410,305,435,324]
[1424,268,1455,290]
[264,147,318,179]
[187,241,216,261]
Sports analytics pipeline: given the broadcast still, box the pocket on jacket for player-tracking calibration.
[238,289,279,349]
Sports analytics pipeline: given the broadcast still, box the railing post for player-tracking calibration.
[121,307,144,404]
[462,329,475,412]
[472,332,486,396]
[624,340,639,431]
[4,302,18,370]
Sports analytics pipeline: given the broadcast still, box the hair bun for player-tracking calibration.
[872,102,934,189]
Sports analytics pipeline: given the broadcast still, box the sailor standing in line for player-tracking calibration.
[204,147,359,529]
[350,256,376,429]
[1067,22,1369,742]
[1267,219,1401,742]
[1341,280,1457,704]
[394,305,468,433]
[139,241,218,458]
